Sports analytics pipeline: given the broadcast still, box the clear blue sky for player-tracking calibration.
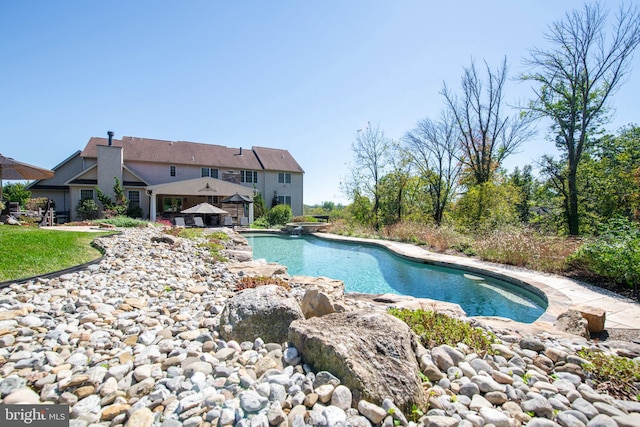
[1,1,638,205]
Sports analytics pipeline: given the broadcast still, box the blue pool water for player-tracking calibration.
[244,233,547,323]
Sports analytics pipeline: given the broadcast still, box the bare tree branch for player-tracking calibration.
[521,1,640,234]
[443,57,535,185]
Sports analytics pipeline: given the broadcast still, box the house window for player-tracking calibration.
[241,170,258,183]
[201,168,219,178]
[170,165,176,177]
[278,173,292,184]
[80,189,94,200]
[277,195,292,207]
[162,197,183,212]
[128,190,140,208]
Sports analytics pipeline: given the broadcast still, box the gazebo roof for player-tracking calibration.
[146,177,254,198]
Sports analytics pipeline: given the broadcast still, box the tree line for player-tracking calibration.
[341,1,640,237]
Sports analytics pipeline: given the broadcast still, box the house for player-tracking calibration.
[28,133,304,223]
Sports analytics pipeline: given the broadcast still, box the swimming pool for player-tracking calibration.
[243,233,547,323]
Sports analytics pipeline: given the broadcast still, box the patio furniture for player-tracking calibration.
[193,216,205,228]
[174,217,186,227]
[223,216,233,226]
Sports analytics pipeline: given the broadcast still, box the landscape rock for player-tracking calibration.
[0,226,639,427]
[555,309,590,339]
[290,275,347,318]
[219,284,304,343]
[571,304,606,333]
[289,310,427,411]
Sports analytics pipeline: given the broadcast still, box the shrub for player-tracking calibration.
[197,240,227,263]
[389,307,497,354]
[380,222,471,254]
[127,205,143,219]
[25,197,49,211]
[96,178,128,218]
[76,199,99,220]
[266,204,292,226]
[155,219,172,228]
[567,217,640,288]
[474,226,581,272]
[577,347,640,400]
[292,215,318,223]
[91,216,148,228]
[250,217,270,229]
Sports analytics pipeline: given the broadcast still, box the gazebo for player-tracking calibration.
[146,177,254,223]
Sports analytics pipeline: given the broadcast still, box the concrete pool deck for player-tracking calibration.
[315,233,640,332]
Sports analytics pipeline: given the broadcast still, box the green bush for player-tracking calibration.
[76,199,99,220]
[3,183,31,207]
[92,216,148,228]
[127,204,143,219]
[266,204,292,226]
[389,307,497,354]
[451,181,521,232]
[568,218,640,288]
[292,215,318,223]
[250,217,270,229]
[577,347,640,400]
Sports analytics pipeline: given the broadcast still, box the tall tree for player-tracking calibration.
[344,122,392,230]
[405,112,461,225]
[377,142,413,226]
[521,2,640,235]
[509,165,535,224]
[580,125,640,223]
[442,57,534,186]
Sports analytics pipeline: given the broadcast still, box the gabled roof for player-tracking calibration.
[25,150,81,190]
[64,163,148,187]
[253,146,304,173]
[81,136,302,172]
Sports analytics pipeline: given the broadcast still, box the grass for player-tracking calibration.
[0,225,111,282]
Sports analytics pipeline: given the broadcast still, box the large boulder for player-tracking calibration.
[554,309,590,339]
[290,276,346,318]
[219,285,304,343]
[288,310,427,412]
[571,304,606,333]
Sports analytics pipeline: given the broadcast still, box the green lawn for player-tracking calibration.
[0,226,112,282]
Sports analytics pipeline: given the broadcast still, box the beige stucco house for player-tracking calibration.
[28,134,304,224]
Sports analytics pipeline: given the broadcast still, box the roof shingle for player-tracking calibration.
[81,136,301,172]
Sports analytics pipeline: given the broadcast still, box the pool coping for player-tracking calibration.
[242,230,640,331]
